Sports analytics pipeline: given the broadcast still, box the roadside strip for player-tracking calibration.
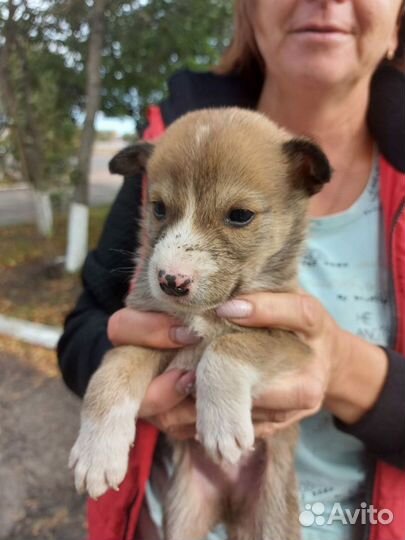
[0,314,62,349]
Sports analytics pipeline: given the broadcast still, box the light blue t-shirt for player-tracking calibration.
[145,157,391,540]
[297,156,391,539]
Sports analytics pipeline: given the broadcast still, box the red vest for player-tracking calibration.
[88,106,405,540]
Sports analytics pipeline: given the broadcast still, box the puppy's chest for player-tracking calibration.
[167,314,228,371]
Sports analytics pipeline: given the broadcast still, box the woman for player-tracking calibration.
[58,1,405,539]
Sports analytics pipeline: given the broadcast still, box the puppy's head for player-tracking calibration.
[111,108,331,313]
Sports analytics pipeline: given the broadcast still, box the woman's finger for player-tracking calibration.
[154,397,197,432]
[138,370,194,417]
[146,401,196,436]
[254,422,276,439]
[254,406,319,438]
[271,407,320,430]
[108,308,200,349]
[252,408,302,423]
[253,375,324,411]
[216,292,324,338]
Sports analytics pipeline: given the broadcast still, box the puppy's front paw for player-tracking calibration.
[196,400,255,465]
[69,398,138,499]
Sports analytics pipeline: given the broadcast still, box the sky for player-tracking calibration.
[95,112,135,136]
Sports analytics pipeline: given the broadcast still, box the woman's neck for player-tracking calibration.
[257,76,375,217]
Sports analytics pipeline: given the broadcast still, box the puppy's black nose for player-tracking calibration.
[159,273,191,297]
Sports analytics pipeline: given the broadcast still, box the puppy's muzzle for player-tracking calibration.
[159,272,192,297]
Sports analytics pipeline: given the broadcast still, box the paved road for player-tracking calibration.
[0,351,86,539]
[0,139,126,226]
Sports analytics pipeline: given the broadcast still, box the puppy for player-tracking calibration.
[70,108,331,540]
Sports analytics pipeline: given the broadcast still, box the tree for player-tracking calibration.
[101,0,233,124]
[63,0,233,271]
[0,0,80,236]
[0,0,233,264]
[58,0,233,124]
[65,0,108,272]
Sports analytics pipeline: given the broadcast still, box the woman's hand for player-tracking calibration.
[137,292,342,441]
[138,369,198,440]
[107,308,199,440]
[217,292,389,432]
[108,307,200,349]
[108,292,389,441]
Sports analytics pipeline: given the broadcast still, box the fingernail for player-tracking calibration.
[170,326,201,345]
[216,299,253,319]
[175,371,196,395]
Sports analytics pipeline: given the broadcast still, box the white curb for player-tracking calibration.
[0,315,62,349]
[0,183,28,192]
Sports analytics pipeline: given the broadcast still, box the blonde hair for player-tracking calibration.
[216,0,262,78]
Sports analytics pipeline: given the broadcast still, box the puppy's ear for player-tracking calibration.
[283,138,332,196]
[108,142,154,176]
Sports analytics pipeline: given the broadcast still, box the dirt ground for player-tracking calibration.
[0,346,87,540]
[0,258,81,327]
[0,207,109,327]
[0,141,122,539]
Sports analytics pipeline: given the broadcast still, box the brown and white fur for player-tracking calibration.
[69,108,331,540]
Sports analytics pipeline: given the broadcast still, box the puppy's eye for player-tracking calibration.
[226,209,255,227]
[153,201,166,220]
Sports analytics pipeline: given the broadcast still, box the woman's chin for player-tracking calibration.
[272,40,360,89]
[282,60,358,92]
